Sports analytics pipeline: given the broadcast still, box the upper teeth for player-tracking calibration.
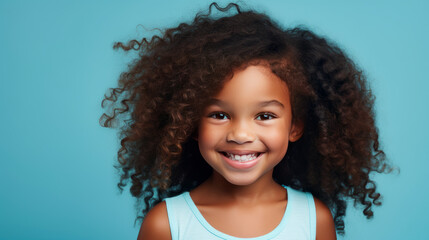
[226,153,258,162]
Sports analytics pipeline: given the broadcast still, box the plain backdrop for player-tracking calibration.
[1,0,428,239]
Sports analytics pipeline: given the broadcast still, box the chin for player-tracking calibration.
[223,174,260,186]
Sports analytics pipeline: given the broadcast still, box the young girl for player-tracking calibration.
[101,3,391,239]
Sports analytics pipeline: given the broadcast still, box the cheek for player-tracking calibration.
[197,122,222,155]
[260,123,290,155]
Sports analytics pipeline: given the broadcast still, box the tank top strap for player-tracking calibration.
[164,193,195,240]
[282,185,316,240]
[306,191,316,239]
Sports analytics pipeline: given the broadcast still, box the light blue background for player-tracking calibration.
[1,0,428,239]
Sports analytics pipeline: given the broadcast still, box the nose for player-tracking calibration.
[226,120,256,144]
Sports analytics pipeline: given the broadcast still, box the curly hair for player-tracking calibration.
[100,2,391,234]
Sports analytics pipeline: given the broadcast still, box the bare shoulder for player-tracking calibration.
[314,197,337,240]
[137,201,171,240]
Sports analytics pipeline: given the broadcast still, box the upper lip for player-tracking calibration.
[219,150,263,155]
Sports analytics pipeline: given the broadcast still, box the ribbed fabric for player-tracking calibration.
[165,186,316,240]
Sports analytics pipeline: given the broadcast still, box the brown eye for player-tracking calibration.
[208,112,229,120]
[256,112,276,121]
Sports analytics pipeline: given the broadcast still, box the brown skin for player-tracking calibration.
[197,65,300,188]
[138,177,336,240]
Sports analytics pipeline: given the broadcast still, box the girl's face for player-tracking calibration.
[198,65,303,186]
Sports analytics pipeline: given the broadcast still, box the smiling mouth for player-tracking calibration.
[220,152,262,162]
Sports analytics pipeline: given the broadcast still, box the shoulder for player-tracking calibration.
[137,201,171,240]
[314,197,337,240]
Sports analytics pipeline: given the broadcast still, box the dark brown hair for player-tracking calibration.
[100,2,391,234]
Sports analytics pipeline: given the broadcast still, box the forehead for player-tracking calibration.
[214,65,290,106]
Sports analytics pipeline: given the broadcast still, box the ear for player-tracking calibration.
[289,120,304,142]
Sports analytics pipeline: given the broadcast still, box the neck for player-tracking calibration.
[203,170,282,204]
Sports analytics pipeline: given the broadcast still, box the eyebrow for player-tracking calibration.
[208,99,284,108]
[207,99,229,109]
[258,100,284,108]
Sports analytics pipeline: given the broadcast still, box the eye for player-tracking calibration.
[255,112,277,121]
[208,112,230,120]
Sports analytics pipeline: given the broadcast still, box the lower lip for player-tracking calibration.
[221,153,263,169]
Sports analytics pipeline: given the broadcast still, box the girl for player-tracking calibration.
[101,3,391,239]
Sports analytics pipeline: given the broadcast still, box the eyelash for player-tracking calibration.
[207,112,230,120]
[207,112,277,121]
[255,112,277,120]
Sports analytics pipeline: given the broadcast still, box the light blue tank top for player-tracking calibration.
[165,186,316,240]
